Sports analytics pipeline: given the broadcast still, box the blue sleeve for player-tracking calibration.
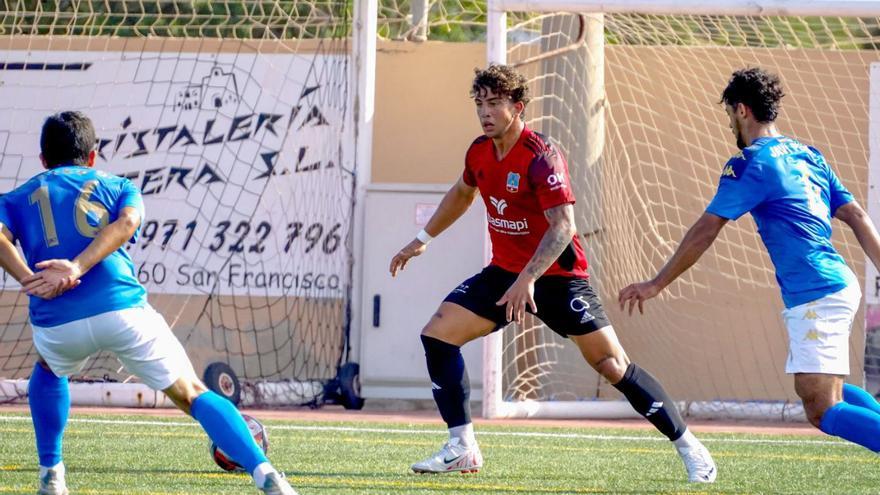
[117,179,144,244]
[826,166,854,214]
[705,155,767,220]
[809,146,853,214]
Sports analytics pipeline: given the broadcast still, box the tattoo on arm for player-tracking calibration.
[523,204,575,279]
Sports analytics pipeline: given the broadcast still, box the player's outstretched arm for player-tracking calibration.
[835,201,880,272]
[497,203,576,323]
[22,206,141,295]
[389,177,478,277]
[618,212,727,315]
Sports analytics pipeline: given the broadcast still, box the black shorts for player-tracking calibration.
[443,265,611,337]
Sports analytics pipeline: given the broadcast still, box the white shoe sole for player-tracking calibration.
[411,466,481,474]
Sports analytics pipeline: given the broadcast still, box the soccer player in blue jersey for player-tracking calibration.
[0,111,297,495]
[619,68,880,452]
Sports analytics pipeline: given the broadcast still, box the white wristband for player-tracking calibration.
[416,229,434,245]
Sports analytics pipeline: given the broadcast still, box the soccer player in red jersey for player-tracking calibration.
[390,65,716,482]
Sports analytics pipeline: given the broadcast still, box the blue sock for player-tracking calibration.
[843,383,880,414]
[421,335,471,428]
[28,363,70,468]
[190,391,268,473]
[819,401,880,452]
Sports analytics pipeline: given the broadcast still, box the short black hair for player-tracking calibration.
[40,111,97,168]
[471,64,531,107]
[720,67,785,123]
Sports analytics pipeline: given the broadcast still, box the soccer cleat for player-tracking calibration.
[678,443,717,483]
[258,472,298,495]
[411,438,483,474]
[37,467,68,495]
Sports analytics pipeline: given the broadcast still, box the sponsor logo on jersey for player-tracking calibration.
[490,196,508,215]
[487,213,529,234]
[506,172,520,193]
[804,329,821,341]
[546,172,567,192]
[721,156,747,181]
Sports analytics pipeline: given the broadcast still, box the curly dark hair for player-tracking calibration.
[720,67,785,123]
[471,64,531,107]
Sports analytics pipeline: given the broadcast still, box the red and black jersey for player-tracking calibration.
[462,126,588,278]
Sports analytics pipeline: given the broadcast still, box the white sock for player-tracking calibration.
[672,428,700,452]
[251,462,277,487]
[39,462,64,479]
[449,423,476,447]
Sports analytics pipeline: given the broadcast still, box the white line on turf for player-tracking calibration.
[0,415,853,447]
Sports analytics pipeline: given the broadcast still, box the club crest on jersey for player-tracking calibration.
[506,172,520,193]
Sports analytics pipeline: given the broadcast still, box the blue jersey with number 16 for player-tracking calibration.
[0,165,146,327]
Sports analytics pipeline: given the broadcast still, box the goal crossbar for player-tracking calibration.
[483,0,879,420]
[490,0,880,16]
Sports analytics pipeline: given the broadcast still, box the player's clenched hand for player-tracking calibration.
[497,275,537,324]
[389,239,428,278]
[22,259,83,300]
[617,280,660,315]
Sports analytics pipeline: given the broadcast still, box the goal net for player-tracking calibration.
[485,1,880,419]
[0,1,357,407]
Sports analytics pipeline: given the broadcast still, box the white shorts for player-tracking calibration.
[32,305,197,391]
[782,284,861,375]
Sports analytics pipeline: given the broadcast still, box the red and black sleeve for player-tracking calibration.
[528,146,576,210]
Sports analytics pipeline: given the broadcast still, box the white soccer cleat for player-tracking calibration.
[411,438,483,474]
[678,443,717,483]
[37,467,68,495]
[258,472,298,495]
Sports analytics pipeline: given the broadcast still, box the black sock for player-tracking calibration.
[613,363,686,441]
[421,335,471,428]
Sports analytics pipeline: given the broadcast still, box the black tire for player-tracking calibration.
[204,362,241,406]
[338,362,364,410]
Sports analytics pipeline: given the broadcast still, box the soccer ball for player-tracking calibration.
[210,414,269,472]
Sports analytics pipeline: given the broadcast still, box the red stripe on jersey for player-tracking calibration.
[461,127,588,278]
[522,135,544,155]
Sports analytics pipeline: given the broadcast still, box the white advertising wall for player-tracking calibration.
[0,49,352,298]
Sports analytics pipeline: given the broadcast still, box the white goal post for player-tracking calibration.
[483,0,880,419]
